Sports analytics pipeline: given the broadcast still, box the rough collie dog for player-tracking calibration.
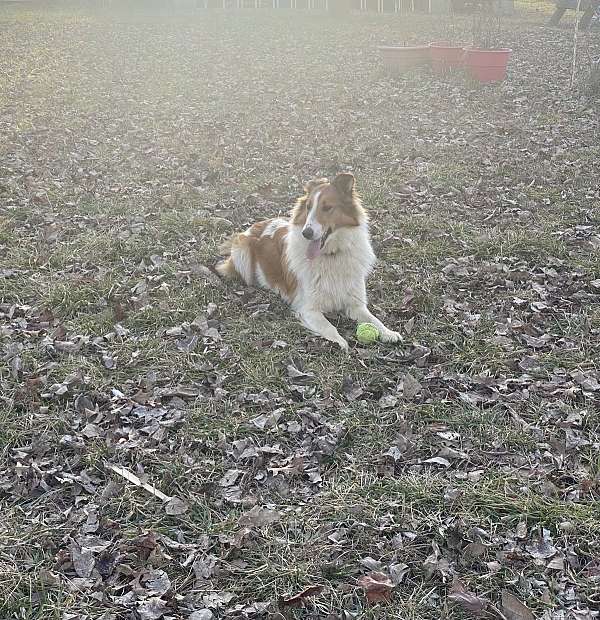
[216,173,401,351]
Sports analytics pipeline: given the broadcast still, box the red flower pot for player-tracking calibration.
[378,46,431,75]
[429,42,466,73]
[463,48,513,83]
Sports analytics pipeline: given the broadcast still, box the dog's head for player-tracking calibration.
[291,173,365,260]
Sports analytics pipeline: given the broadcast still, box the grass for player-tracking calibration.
[1,3,600,619]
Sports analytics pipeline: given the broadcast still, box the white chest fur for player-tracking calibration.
[286,223,376,314]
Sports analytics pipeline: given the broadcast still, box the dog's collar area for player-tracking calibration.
[320,228,332,249]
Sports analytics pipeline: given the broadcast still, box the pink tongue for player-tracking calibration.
[306,239,321,260]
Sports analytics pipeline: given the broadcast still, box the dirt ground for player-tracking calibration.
[1,3,599,619]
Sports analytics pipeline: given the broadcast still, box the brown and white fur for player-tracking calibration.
[216,173,401,351]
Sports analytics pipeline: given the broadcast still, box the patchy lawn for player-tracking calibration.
[1,4,600,619]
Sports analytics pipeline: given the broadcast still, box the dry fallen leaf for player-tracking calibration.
[144,568,172,597]
[164,496,189,516]
[357,572,394,604]
[193,554,218,582]
[422,456,451,468]
[286,362,315,385]
[238,505,281,529]
[70,543,95,578]
[279,584,324,608]
[462,542,487,560]
[501,590,535,620]
[448,577,488,613]
[422,543,452,580]
[389,563,410,585]
[219,468,243,487]
[360,556,383,571]
[137,596,169,620]
[547,555,564,571]
[189,611,214,620]
[342,376,364,401]
[401,373,422,399]
[251,410,283,430]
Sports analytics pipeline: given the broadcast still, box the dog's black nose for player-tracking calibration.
[302,227,314,240]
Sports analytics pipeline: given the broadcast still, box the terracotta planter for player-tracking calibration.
[463,48,512,83]
[429,42,466,73]
[378,46,430,74]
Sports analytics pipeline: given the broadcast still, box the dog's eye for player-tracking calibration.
[321,204,333,213]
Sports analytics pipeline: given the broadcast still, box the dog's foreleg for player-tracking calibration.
[346,304,402,343]
[299,310,349,351]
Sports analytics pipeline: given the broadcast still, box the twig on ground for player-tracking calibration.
[105,462,171,502]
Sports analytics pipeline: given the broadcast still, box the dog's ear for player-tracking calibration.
[304,178,328,194]
[333,173,355,197]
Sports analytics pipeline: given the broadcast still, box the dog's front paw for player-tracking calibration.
[380,330,403,344]
[336,337,350,352]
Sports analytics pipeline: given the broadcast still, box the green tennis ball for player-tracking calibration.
[356,322,380,344]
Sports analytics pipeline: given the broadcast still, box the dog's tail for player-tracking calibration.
[218,235,233,256]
